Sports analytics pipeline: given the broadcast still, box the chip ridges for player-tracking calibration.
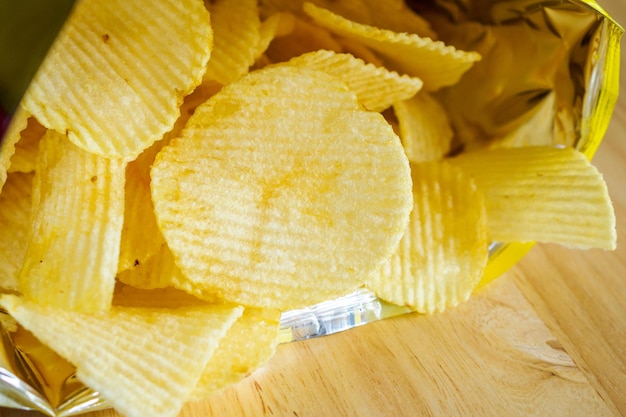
[0,294,243,417]
[302,2,481,90]
[449,146,617,250]
[21,0,212,159]
[18,130,125,312]
[151,65,413,309]
[368,161,489,313]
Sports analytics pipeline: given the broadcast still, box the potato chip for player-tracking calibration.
[191,307,281,400]
[21,0,212,159]
[449,146,616,249]
[366,161,489,314]
[0,107,29,191]
[393,91,453,162]
[0,294,243,417]
[19,130,126,312]
[0,172,34,291]
[204,0,261,85]
[281,49,423,112]
[151,65,413,310]
[303,2,481,91]
[8,116,46,174]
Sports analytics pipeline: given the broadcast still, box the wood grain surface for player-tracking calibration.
[2,0,625,416]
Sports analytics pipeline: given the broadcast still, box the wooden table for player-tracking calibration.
[2,0,625,416]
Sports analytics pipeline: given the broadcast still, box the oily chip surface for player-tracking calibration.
[303,2,481,91]
[449,146,617,250]
[151,65,413,310]
[21,0,212,159]
[367,161,489,314]
[19,130,125,313]
[0,294,243,417]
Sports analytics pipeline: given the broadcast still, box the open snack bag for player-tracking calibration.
[0,0,621,416]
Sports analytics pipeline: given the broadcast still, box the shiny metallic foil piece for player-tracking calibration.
[0,1,622,415]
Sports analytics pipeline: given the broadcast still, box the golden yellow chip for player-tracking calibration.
[367,161,489,314]
[204,0,261,85]
[0,172,34,291]
[449,146,616,250]
[281,49,423,112]
[21,0,212,159]
[8,116,46,174]
[0,107,29,191]
[191,307,281,400]
[0,294,243,417]
[393,91,453,163]
[19,130,126,312]
[303,2,480,91]
[151,65,413,310]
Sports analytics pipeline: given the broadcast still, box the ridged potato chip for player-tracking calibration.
[0,294,243,417]
[0,172,33,291]
[204,0,261,85]
[281,49,423,112]
[191,307,281,400]
[393,91,453,162]
[449,146,616,250]
[21,0,212,159]
[151,65,413,310]
[367,161,489,314]
[303,2,480,91]
[19,130,125,312]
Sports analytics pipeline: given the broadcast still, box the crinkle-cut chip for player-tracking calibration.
[204,0,261,85]
[367,161,489,314]
[0,172,34,291]
[191,307,281,400]
[21,0,212,159]
[264,16,343,63]
[0,107,29,191]
[449,146,617,250]
[8,117,46,174]
[260,0,436,39]
[303,2,480,91]
[0,294,243,417]
[151,65,413,310]
[393,91,453,163]
[281,49,422,112]
[19,130,125,313]
[255,13,296,60]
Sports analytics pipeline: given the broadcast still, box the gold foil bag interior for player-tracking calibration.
[0,0,622,415]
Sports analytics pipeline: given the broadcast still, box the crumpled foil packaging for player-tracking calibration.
[0,0,622,415]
